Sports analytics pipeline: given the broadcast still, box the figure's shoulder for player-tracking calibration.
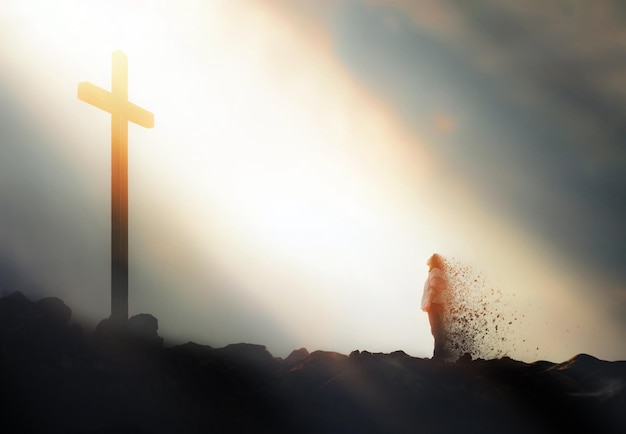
[430,268,443,277]
[429,268,448,284]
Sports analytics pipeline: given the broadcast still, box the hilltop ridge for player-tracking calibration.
[1,291,625,433]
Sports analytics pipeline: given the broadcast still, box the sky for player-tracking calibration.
[1,0,625,362]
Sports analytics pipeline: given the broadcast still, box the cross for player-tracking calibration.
[78,50,154,322]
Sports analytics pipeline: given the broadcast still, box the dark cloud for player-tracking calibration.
[332,0,626,294]
[446,1,626,278]
[454,1,626,159]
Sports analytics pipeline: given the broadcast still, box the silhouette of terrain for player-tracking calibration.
[1,292,625,434]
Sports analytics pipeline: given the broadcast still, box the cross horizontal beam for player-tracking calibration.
[78,81,154,128]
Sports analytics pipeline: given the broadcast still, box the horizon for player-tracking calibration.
[0,288,617,364]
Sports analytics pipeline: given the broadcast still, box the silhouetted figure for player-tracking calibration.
[421,253,450,361]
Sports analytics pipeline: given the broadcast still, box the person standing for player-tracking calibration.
[421,253,450,361]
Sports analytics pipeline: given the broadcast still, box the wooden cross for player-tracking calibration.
[78,50,154,322]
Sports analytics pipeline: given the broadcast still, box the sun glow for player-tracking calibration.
[2,0,440,351]
[2,1,621,361]
[142,3,444,353]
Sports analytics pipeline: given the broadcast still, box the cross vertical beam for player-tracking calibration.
[78,51,154,323]
[111,51,129,322]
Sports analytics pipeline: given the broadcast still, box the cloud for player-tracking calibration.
[259,1,624,350]
[433,113,455,133]
[441,1,626,281]
[365,0,626,161]
[333,1,626,285]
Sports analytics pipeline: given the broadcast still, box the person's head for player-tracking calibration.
[427,253,445,271]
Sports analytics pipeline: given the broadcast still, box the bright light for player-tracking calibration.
[2,0,620,361]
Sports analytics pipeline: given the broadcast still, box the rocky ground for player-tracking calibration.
[1,291,625,434]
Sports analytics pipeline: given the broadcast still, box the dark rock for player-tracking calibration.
[0,290,30,314]
[389,350,410,359]
[2,292,626,434]
[128,313,163,349]
[36,297,72,326]
[128,313,159,335]
[0,291,32,332]
[457,352,473,363]
[217,343,278,372]
[166,341,215,360]
[92,314,163,352]
[283,347,309,366]
[552,353,605,376]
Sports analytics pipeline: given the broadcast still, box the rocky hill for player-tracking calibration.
[1,292,625,434]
